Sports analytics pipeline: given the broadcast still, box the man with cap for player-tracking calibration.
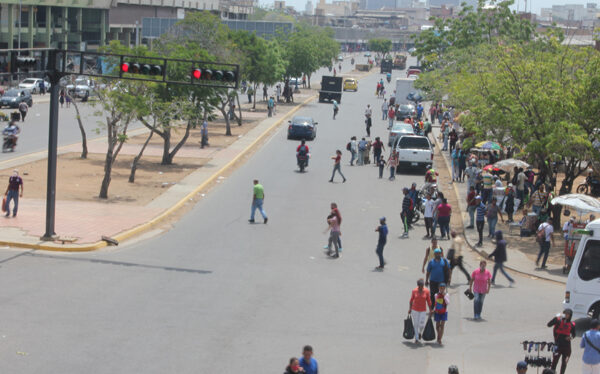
[374,217,388,270]
[433,282,449,344]
[475,195,486,246]
[516,360,528,374]
[426,248,450,306]
[408,278,432,344]
[547,308,575,374]
[401,188,412,238]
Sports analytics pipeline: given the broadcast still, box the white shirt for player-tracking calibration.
[538,222,554,242]
[424,199,436,218]
[381,101,388,111]
[350,140,357,152]
[365,107,372,117]
[562,221,573,239]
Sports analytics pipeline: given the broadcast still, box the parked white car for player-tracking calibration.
[18,78,51,94]
[393,134,433,172]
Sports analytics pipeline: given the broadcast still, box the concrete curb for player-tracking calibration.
[430,124,566,284]
[1,94,317,252]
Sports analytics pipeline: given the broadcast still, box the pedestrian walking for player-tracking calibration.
[426,248,450,306]
[349,136,358,166]
[372,137,385,165]
[416,103,424,121]
[39,80,46,95]
[329,150,346,183]
[387,106,395,129]
[374,217,388,270]
[536,217,555,269]
[516,361,528,374]
[431,192,444,238]
[248,179,268,224]
[388,151,398,180]
[59,89,65,108]
[401,188,412,237]
[381,99,388,120]
[451,147,459,182]
[469,260,492,320]
[429,104,437,125]
[4,169,23,218]
[276,84,282,102]
[377,156,386,179]
[325,210,341,258]
[475,196,486,246]
[65,92,71,108]
[433,283,450,344]
[488,230,515,285]
[332,100,339,119]
[486,198,503,237]
[547,309,575,374]
[458,149,467,182]
[357,138,367,166]
[200,120,209,148]
[365,104,372,137]
[516,168,526,208]
[436,198,452,240]
[466,186,477,228]
[262,85,268,101]
[247,86,253,103]
[529,184,547,216]
[267,96,275,117]
[481,169,493,204]
[408,278,432,344]
[580,319,600,374]
[299,345,318,374]
[18,101,28,122]
[505,184,516,222]
[424,194,435,238]
[465,162,479,193]
[447,231,471,283]
[422,238,443,273]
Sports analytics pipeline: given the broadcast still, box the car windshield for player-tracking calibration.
[578,239,600,281]
[292,117,312,126]
[3,90,20,97]
[392,123,414,132]
[399,105,413,112]
[22,79,36,84]
[398,137,430,149]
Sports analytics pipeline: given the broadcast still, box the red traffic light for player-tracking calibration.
[192,69,202,79]
[121,62,130,73]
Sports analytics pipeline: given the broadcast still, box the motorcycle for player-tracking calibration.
[386,74,391,83]
[2,134,16,153]
[297,155,308,172]
[577,177,600,197]
[351,58,355,65]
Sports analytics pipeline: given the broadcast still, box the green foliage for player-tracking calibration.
[368,38,392,57]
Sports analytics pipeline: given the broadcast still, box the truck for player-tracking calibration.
[394,78,415,106]
[318,76,342,103]
[393,134,433,172]
[563,220,600,320]
[380,58,393,74]
[393,54,407,70]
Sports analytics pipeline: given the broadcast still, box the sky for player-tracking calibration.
[273,0,599,16]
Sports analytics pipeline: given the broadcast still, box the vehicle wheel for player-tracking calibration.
[576,184,588,194]
[410,211,420,224]
[589,302,600,319]
[28,100,33,107]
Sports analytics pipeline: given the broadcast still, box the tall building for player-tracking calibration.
[305,0,314,14]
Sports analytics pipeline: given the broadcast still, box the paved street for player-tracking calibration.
[0,59,580,373]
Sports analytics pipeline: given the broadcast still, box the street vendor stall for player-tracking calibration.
[550,194,600,273]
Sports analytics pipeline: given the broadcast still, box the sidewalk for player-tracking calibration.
[429,117,567,284]
[1,63,372,251]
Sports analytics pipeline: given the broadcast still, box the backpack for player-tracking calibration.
[536,224,547,243]
[346,142,351,151]
[298,145,307,157]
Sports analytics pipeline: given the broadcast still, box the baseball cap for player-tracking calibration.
[439,282,446,288]
[516,361,527,369]
[434,248,442,254]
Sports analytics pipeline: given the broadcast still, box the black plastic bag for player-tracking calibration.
[403,314,415,340]
[422,317,436,341]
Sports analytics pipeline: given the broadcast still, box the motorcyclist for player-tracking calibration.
[296,140,309,168]
[424,166,439,195]
[386,72,391,82]
[3,121,20,150]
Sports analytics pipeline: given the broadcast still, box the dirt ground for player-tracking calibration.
[0,153,207,205]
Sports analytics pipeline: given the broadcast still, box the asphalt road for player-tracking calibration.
[0,56,579,373]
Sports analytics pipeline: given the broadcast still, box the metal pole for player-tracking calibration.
[18,0,22,51]
[42,74,60,240]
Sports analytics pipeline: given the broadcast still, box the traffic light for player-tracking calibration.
[10,55,37,73]
[191,68,236,83]
[120,61,162,76]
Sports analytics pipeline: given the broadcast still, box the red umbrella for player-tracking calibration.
[483,164,500,172]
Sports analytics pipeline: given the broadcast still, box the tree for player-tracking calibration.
[368,38,392,58]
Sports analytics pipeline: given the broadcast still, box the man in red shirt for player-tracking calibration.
[408,278,432,344]
[4,169,23,217]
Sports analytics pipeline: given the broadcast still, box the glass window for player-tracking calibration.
[578,239,600,281]
[398,136,430,150]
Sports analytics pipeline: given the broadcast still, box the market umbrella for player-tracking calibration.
[493,158,530,172]
[483,164,500,172]
[475,141,502,151]
[551,194,600,214]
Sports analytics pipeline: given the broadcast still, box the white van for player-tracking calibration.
[563,219,600,319]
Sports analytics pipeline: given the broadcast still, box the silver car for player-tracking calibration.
[18,78,51,94]
[388,121,414,146]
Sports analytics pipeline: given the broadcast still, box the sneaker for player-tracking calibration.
[343,179,347,183]
[248,219,255,223]
[476,242,482,247]
[402,233,408,238]
[331,254,339,258]
[329,180,333,183]
[466,225,474,229]
[375,266,384,271]
[323,245,330,249]
[264,218,268,224]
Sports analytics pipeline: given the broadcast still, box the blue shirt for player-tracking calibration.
[299,357,318,374]
[476,203,486,222]
[581,330,600,365]
[427,258,448,283]
[378,224,388,244]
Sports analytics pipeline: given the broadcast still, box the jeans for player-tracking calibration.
[374,150,381,165]
[388,117,394,129]
[492,262,514,283]
[537,241,551,267]
[250,198,267,221]
[467,206,476,227]
[482,188,492,204]
[382,110,387,120]
[358,150,365,165]
[328,231,340,256]
[376,241,386,267]
[442,134,448,150]
[379,165,384,178]
[532,205,541,215]
[411,310,428,340]
[5,189,19,216]
[330,163,346,182]
[438,216,450,238]
[488,217,498,236]
[350,150,357,166]
[451,161,458,181]
[389,166,395,180]
[474,292,486,317]
[476,220,485,244]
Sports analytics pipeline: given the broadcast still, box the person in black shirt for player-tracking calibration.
[547,309,576,374]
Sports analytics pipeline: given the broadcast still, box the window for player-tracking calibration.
[398,136,430,150]
[578,239,600,281]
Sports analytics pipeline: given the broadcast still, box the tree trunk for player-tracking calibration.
[129,130,153,183]
[70,95,88,159]
[221,102,232,136]
[308,73,312,89]
[235,93,242,126]
[161,127,172,165]
[252,83,258,110]
[99,122,116,199]
[165,119,193,165]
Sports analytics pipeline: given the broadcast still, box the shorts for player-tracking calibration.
[434,312,448,322]
[582,363,600,374]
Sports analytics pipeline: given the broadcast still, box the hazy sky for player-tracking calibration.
[273,0,599,16]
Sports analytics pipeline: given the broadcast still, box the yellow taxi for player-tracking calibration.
[343,78,358,92]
